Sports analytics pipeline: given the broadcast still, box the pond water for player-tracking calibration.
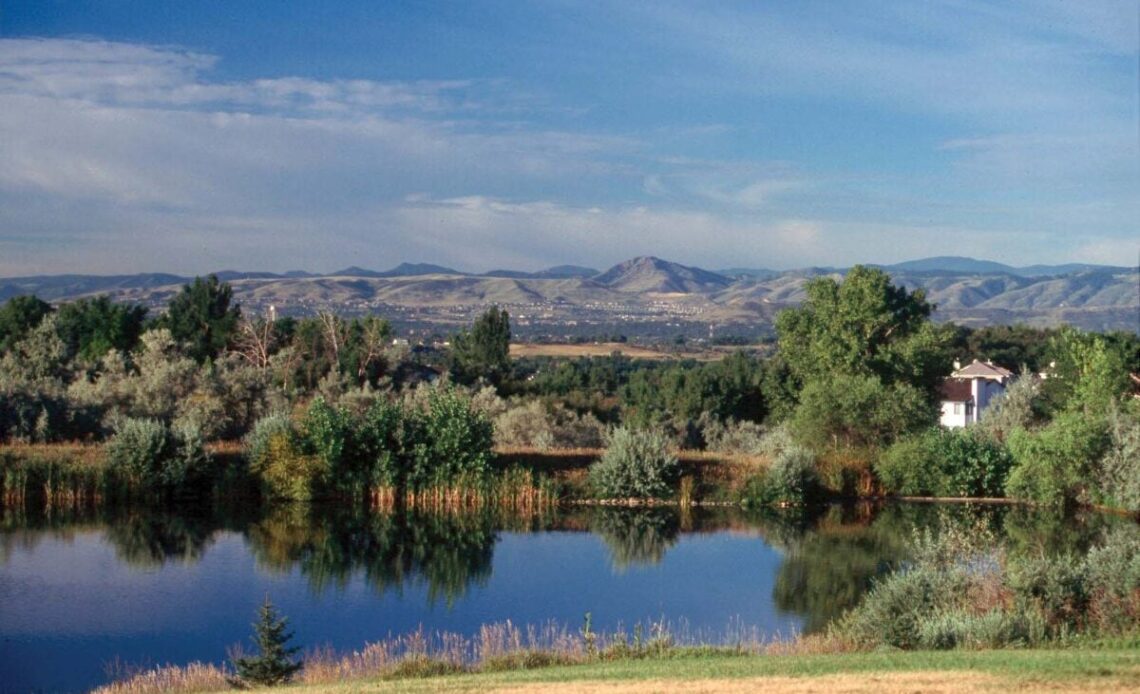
[0,502,1132,693]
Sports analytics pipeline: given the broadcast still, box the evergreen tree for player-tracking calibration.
[231,597,303,687]
[450,306,511,386]
[162,275,241,363]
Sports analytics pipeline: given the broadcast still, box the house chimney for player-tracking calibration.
[953,360,961,371]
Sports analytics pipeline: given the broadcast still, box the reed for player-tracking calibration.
[0,445,115,509]
[97,617,790,693]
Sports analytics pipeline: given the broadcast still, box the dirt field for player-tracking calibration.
[510,343,709,360]
[460,671,1137,694]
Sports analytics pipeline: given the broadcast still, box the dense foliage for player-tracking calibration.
[588,426,679,499]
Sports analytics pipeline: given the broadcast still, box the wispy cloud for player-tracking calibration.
[0,0,1135,277]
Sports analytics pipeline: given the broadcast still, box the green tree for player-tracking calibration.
[776,266,950,395]
[54,295,147,362]
[776,267,951,449]
[161,275,241,363]
[450,306,511,386]
[0,295,53,353]
[231,597,303,687]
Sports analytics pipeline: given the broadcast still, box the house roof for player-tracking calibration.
[953,360,1013,380]
[939,378,973,402]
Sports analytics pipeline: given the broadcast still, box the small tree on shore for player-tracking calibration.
[231,597,303,687]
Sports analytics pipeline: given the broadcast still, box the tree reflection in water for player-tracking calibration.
[589,507,680,571]
[245,504,497,605]
[103,508,220,567]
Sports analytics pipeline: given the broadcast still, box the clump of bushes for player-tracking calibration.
[105,417,210,492]
[876,427,1014,498]
[1005,411,1111,507]
[833,521,1140,650]
[736,425,819,507]
[244,387,494,502]
[494,400,605,450]
[588,426,678,499]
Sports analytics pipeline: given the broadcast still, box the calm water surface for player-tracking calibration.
[0,503,1129,693]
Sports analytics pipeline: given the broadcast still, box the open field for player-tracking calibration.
[510,343,706,360]
[199,648,1140,694]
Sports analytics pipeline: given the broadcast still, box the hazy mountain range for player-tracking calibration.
[2,256,1137,335]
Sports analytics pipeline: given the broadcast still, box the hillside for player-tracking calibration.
[1,257,1136,336]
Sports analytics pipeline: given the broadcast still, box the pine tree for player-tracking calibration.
[231,597,303,686]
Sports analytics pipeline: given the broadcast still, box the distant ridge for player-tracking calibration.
[883,256,1016,275]
[335,263,462,278]
[594,256,733,293]
[880,256,1132,278]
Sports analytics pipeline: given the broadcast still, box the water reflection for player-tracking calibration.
[246,504,497,604]
[589,507,679,571]
[1,500,1132,633]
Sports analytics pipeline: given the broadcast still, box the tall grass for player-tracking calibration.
[96,617,785,693]
[0,444,115,508]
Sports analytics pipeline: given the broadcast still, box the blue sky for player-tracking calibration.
[1,1,1136,275]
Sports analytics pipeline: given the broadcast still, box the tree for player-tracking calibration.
[231,597,303,687]
[775,267,951,449]
[161,275,241,363]
[54,295,147,362]
[0,295,53,353]
[450,306,511,386]
[776,266,951,396]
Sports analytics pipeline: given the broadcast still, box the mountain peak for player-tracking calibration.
[594,257,731,293]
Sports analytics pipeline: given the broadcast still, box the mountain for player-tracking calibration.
[380,262,461,277]
[882,256,1131,278]
[333,263,463,278]
[0,273,187,302]
[594,256,733,293]
[1,256,1136,334]
[534,265,598,279]
[884,256,1017,275]
[718,267,781,281]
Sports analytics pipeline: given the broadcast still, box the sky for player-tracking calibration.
[0,1,1137,276]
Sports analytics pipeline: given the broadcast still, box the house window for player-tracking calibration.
[953,403,961,414]
[966,402,975,416]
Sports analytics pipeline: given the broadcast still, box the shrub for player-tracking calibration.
[105,417,209,491]
[589,426,679,499]
[1006,411,1111,506]
[701,417,767,456]
[1096,408,1140,511]
[876,428,1013,498]
[765,446,818,505]
[1084,530,1140,634]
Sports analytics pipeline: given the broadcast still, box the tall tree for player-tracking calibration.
[54,295,147,362]
[0,295,53,353]
[161,275,241,363]
[450,306,511,386]
[775,266,951,449]
[776,265,951,398]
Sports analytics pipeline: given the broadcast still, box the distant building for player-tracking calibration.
[939,360,1014,428]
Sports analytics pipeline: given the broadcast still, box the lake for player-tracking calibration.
[0,502,1131,693]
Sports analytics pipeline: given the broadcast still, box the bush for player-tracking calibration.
[1084,530,1140,634]
[701,416,767,456]
[1006,411,1111,506]
[589,426,679,499]
[1096,408,1140,511]
[105,417,210,491]
[876,428,1014,498]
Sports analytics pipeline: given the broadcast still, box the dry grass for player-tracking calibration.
[509,343,711,361]
[0,441,105,466]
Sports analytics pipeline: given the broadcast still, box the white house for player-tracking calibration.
[939,360,1013,428]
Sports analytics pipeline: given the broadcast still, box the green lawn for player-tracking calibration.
[251,647,1140,693]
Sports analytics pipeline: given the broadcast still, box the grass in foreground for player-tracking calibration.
[291,648,1140,693]
[98,645,1140,694]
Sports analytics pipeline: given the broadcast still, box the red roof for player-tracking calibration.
[939,378,973,402]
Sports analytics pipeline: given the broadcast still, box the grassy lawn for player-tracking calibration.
[248,648,1140,693]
